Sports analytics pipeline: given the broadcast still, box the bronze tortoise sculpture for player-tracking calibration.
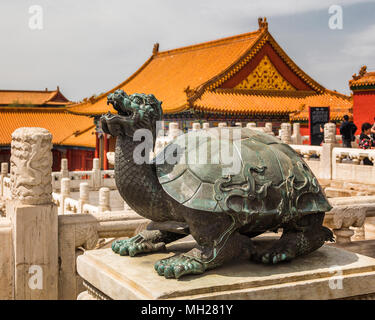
[100,89,333,279]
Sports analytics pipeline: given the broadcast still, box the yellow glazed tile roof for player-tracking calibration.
[194,89,352,120]
[350,70,375,88]
[68,29,265,115]
[289,90,352,121]
[67,18,348,119]
[0,108,95,148]
[0,89,71,106]
[59,125,96,148]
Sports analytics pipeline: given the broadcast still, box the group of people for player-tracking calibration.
[340,114,375,165]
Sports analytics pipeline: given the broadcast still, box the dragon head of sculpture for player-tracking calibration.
[100,89,163,139]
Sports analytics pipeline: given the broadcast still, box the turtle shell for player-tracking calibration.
[155,127,331,218]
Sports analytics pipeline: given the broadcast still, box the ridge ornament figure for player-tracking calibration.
[100,89,334,279]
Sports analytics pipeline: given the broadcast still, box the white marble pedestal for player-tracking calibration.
[77,238,375,300]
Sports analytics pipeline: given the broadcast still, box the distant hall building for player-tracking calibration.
[350,66,375,130]
[0,88,96,171]
[68,17,352,160]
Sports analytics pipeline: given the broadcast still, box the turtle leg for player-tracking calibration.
[251,212,334,264]
[154,211,253,279]
[112,228,186,257]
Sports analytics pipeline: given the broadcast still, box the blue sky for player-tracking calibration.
[0,0,374,101]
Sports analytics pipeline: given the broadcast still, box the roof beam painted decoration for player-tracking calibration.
[234,55,295,91]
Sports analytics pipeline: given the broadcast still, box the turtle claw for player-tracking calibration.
[154,255,206,279]
[254,249,294,264]
[119,245,129,256]
[112,240,123,253]
[155,261,166,276]
[111,233,166,257]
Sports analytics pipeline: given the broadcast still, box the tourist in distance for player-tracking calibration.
[340,115,357,148]
[370,116,375,140]
[359,122,375,166]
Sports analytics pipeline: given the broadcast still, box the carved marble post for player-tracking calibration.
[280,123,292,144]
[0,217,13,299]
[1,162,8,176]
[99,187,111,213]
[320,123,336,180]
[235,122,242,127]
[192,123,201,131]
[218,122,227,128]
[247,122,256,129]
[324,123,337,144]
[202,122,210,130]
[61,178,70,215]
[92,158,101,190]
[291,123,302,145]
[264,123,274,135]
[0,162,8,198]
[6,127,58,299]
[78,182,89,214]
[324,205,366,244]
[60,158,69,179]
[9,128,53,204]
[169,122,178,130]
[157,120,165,137]
[168,122,180,139]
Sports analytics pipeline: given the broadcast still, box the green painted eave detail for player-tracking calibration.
[350,84,375,91]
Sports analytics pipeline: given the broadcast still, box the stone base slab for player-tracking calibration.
[77,238,375,300]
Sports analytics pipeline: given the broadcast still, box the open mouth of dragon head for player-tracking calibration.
[100,89,163,138]
[100,90,141,137]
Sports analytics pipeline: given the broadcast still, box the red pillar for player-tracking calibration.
[81,150,85,171]
[103,134,109,170]
[66,149,71,171]
[95,132,99,158]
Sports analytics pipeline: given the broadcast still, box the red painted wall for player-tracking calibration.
[0,150,10,166]
[0,148,94,172]
[66,149,95,171]
[353,91,375,131]
[52,150,62,171]
[300,125,309,136]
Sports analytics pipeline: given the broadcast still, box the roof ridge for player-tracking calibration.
[44,91,59,104]
[0,89,58,93]
[325,89,352,100]
[0,106,72,113]
[156,30,261,57]
[45,90,72,104]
